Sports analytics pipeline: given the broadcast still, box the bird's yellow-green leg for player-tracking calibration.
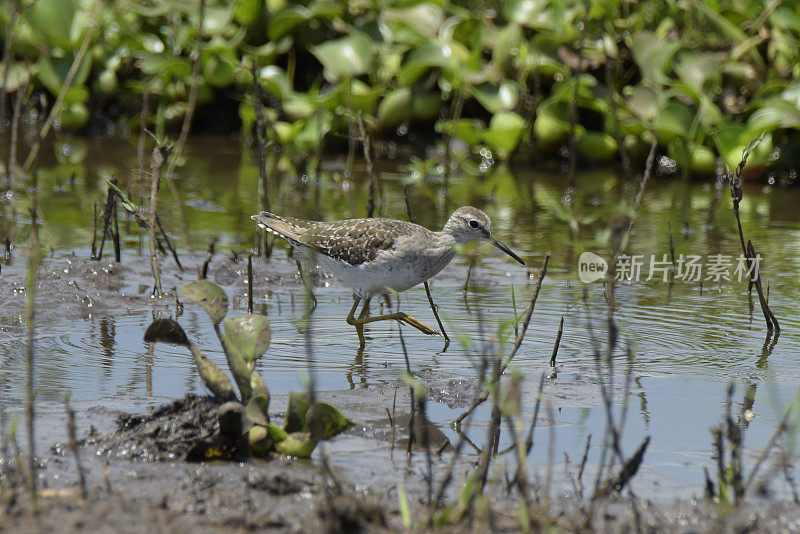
[347,296,439,344]
[346,297,366,347]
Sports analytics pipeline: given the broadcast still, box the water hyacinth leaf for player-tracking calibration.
[482,111,527,159]
[630,31,680,86]
[268,5,311,41]
[250,370,269,398]
[274,431,317,458]
[180,280,228,324]
[222,315,271,363]
[265,423,288,442]
[311,32,376,83]
[258,66,293,100]
[144,318,190,345]
[397,43,460,87]
[505,0,552,30]
[26,0,76,49]
[377,87,411,128]
[382,3,443,39]
[306,402,354,441]
[0,63,31,92]
[577,132,618,162]
[673,51,721,96]
[219,335,253,400]
[248,425,271,454]
[745,97,800,138]
[438,118,484,146]
[471,81,519,114]
[188,344,237,401]
[653,101,694,142]
[284,392,311,432]
[245,393,270,426]
[204,5,235,36]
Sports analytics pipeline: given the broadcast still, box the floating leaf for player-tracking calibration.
[144,318,189,345]
[222,315,271,363]
[284,392,311,432]
[274,431,317,457]
[311,32,376,83]
[245,393,270,426]
[180,280,228,324]
[306,402,354,441]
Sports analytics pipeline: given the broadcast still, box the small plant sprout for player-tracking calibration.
[144,279,353,459]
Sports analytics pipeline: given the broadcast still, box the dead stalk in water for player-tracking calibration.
[149,143,172,297]
[64,395,87,499]
[247,253,254,314]
[727,134,779,333]
[200,241,215,279]
[8,77,27,249]
[549,316,564,366]
[456,252,551,424]
[25,207,41,512]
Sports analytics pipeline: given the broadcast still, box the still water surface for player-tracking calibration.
[2,136,800,498]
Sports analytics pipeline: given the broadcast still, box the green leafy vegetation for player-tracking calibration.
[143,279,353,459]
[2,0,799,175]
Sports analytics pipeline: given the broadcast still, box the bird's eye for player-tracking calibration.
[469,220,479,229]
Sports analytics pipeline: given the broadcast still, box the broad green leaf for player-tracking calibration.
[250,371,270,398]
[576,132,618,162]
[274,431,316,457]
[284,392,311,432]
[144,318,190,345]
[0,63,31,92]
[306,402,354,441]
[248,425,272,454]
[382,3,443,39]
[653,101,694,142]
[188,344,237,401]
[204,5,235,36]
[26,0,76,49]
[483,111,527,159]
[438,118,484,146]
[265,423,288,442]
[219,335,253,400]
[471,81,519,114]
[245,393,270,426]
[673,51,721,96]
[258,66,294,100]
[397,43,459,87]
[268,5,310,41]
[311,32,376,83]
[377,88,412,128]
[180,280,228,324]
[630,31,680,86]
[222,315,271,363]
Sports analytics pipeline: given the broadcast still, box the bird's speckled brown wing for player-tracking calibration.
[298,218,401,266]
[253,212,419,266]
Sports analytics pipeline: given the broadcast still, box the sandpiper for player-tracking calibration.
[252,206,525,345]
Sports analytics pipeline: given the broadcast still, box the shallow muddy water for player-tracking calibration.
[3,136,800,502]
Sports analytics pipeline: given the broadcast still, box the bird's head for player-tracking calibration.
[443,206,525,265]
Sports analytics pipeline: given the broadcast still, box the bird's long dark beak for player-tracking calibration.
[492,238,525,265]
